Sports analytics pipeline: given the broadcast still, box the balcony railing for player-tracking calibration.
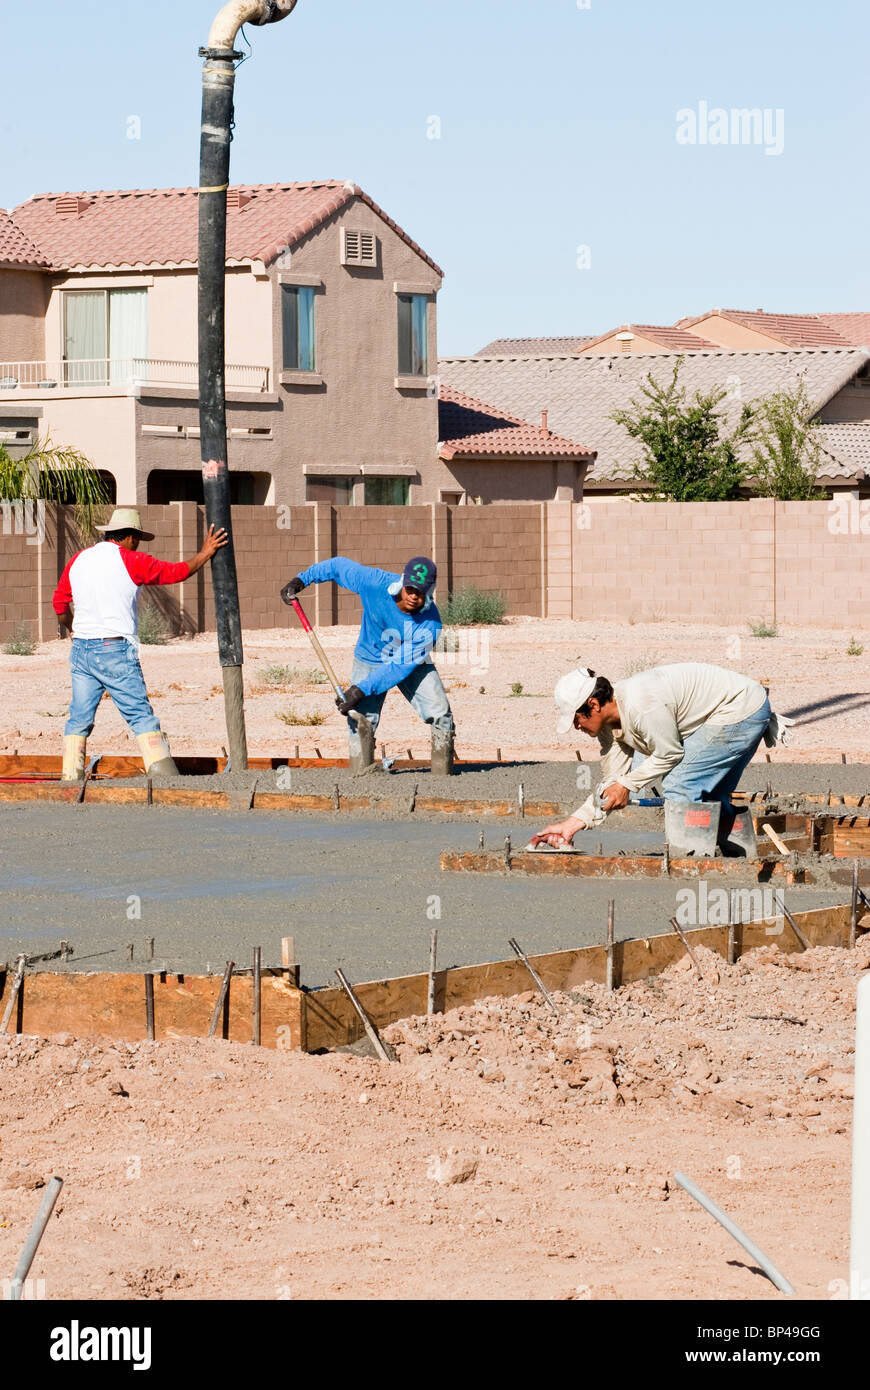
[0,358,271,393]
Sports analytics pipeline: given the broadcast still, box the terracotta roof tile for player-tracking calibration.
[580,323,722,352]
[816,314,870,349]
[475,335,595,356]
[10,182,443,275]
[816,423,870,479]
[438,347,870,484]
[677,309,853,349]
[0,209,50,268]
[438,385,593,459]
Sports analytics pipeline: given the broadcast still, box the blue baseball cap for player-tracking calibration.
[402,556,437,596]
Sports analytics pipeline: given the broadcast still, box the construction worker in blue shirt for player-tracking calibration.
[281,555,455,773]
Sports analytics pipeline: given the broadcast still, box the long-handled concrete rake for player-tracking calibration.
[289,598,374,770]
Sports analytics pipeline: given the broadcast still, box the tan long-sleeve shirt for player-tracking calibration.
[573,663,768,827]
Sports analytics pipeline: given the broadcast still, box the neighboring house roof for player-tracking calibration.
[816,423,870,480]
[581,323,721,352]
[677,309,854,349]
[438,347,870,485]
[438,385,594,460]
[816,314,870,349]
[10,182,443,275]
[0,209,50,269]
[475,336,595,356]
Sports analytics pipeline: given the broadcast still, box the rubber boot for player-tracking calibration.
[664,798,721,857]
[430,726,455,777]
[136,730,179,777]
[348,715,375,776]
[62,734,87,782]
[718,806,757,858]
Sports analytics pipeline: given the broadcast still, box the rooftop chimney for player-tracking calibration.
[541,410,549,433]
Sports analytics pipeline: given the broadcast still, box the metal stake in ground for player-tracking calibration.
[208,960,235,1039]
[252,946,262,1046]
[427,927,438,1017]
[197,4,299,771]
[0,954,26,1034]
[334,968,392,1062]
[852,861,860,950]
[673,1170,795,1295]
[727,888,738,966]
[508,937,561,1018]
[144,972,155,1041]
[606,899,615,992]
[668,917,704,979]
[9,1175,63,1301]
[780,902,810,952]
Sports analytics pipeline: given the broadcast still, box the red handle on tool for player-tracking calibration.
[291,597,313,635]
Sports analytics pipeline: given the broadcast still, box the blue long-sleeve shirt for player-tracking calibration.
[297,557,442,697]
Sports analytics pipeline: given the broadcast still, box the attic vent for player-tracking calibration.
[341,227,377,267]
[55,197,87,217]
[226,189,253,210]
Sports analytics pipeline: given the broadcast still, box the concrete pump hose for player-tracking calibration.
[207,0,297,50]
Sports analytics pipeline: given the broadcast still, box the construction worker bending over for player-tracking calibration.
[533,662,791,857]
[281,555,455,774]
[53,506,227,780]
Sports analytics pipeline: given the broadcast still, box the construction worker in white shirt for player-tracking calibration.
[533,662,791,857]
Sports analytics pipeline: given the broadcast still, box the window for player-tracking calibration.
[63,289,148,385]
[146,470,271,504]
[306,477,355,505]
[364,477,409,506]
[281,285,315,371]
[397,294,428,376]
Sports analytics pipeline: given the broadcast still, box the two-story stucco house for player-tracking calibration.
[1,181,453,506]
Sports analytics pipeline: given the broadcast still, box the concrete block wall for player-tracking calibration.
[571,499,778,627]
[450,504,544,617]
[2,500,868,641]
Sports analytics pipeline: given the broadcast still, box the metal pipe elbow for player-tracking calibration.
[207,0,297,51]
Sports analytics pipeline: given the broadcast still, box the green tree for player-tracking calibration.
[750,383,826,500]
[612,357,754,501]
[0,437,110,534]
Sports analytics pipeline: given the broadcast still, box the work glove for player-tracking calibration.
[335,684,364,716]
[280,576,305,604]
[763,711,795,748]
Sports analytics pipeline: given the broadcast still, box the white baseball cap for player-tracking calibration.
[554,667,598,734]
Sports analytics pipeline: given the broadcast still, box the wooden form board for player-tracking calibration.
[817,819,870,858]
[440,850,803,883]
[0,754,517,780]
[0,782,560,819]
[1,969,305,1051]
[0,905,854,1054]
[302,904,854,1052]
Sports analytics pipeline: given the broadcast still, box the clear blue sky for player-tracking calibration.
[5,0,868,355]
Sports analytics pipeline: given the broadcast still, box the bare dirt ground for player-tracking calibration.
[1,617,868,762]
[1,934,865,1301]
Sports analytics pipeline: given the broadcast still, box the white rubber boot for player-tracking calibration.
[62,734,87,782]
[136,730,179,777]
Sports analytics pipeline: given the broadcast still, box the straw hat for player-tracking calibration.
[95,507,154,541]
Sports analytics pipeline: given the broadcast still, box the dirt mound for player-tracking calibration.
[0,935,865,1301]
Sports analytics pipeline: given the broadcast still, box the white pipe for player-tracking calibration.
[207,0,297,51]
[674,1171,795,1295]
[851,973,870,1298]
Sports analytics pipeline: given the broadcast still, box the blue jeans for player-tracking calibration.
[648,697,771,810]
[347,656,454,755]
[65,638,161,738]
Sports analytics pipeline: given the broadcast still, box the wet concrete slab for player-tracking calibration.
[0,804,842,987]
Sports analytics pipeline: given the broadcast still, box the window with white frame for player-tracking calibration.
[62,289,148,385]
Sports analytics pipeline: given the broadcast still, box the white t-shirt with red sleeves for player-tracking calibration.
[53,541,190,640]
